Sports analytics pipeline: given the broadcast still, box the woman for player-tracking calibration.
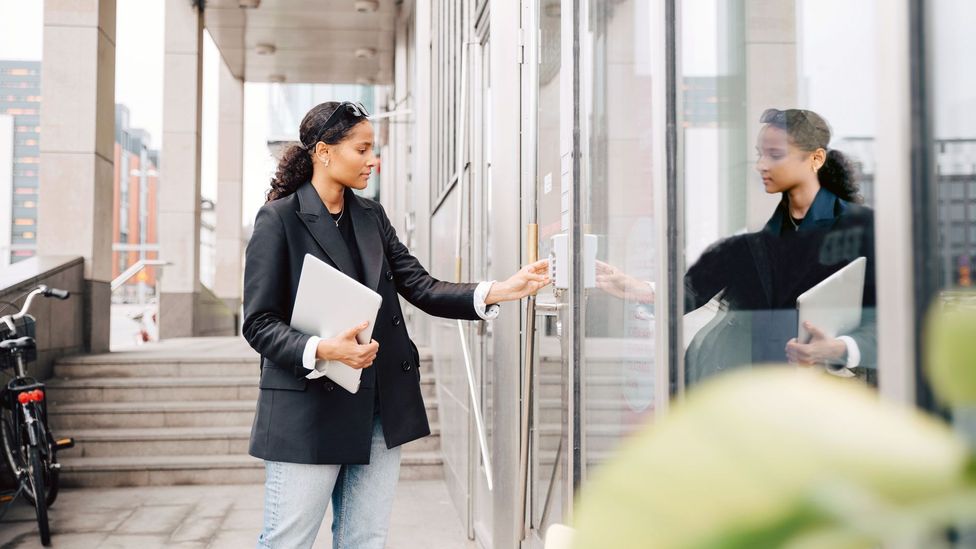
[242,101,550,548]
[597,108,876,385]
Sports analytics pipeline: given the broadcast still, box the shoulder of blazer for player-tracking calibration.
[261,193,301,217]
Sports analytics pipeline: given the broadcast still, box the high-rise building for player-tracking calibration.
[113,104,160,303]
[0,60,41,264]
[0,114,13,269]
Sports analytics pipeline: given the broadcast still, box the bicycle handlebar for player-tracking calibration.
[0,285,71,336]
[42,287,70,300]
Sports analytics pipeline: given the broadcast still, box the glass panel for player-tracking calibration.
[530,0,567,534]
[679,0,879,388]
[928,2,976,545]
[472,37,494,543]
[579,0,660,482]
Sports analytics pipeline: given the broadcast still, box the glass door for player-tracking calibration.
[525,0,573,545]
[471,35,495,547]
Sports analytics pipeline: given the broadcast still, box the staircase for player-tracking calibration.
[44,337,443,488]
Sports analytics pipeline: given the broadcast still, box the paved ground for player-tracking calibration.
[0,480,478,548]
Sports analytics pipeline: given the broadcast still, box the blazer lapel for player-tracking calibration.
[294,182,357,277]
[346,188,384,292]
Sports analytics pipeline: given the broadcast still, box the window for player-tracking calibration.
[678,0,880,388]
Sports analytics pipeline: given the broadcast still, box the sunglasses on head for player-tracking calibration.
[759,108,825,129]
[305,101,370,151]
[323,101,369,129]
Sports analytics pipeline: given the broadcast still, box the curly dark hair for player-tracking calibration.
[266,101,367,202]
[760,108,863,204]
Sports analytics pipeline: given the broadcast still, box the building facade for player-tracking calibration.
[0,60,41,265]
[373,1,976,547]
[112,104,160,303]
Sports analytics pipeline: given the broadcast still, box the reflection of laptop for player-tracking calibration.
[290,254,382,394]
[796,257,867,344]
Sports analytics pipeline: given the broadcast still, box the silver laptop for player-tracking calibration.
[290,253,383,393]
[796,256,867,344]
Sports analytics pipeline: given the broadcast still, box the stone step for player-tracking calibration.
[46,377,258,404]
[536,423,639,453]
[58,451,445,488]
[537,398,634,425]
[54,357,260,379]
[54,354,435,380]
[59,424,442,458]
[536,375,639,400]
[45,376,437,403]
[49,399,441,430]
[49,400,258,430]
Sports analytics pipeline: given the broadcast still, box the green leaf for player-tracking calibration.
[926,295,976,406]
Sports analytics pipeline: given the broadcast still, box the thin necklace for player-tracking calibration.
[788,213,800,230]
[332,208,344,226]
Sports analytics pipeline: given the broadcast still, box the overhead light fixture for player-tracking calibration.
[238,0,260,8]
[255,43,276,55]
[268,74,286,84]
[354,0,379,13]
[354,47,377,59]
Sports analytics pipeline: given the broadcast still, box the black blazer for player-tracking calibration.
[242,182,482,464]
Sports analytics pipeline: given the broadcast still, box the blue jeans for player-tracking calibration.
[257,415,402,549]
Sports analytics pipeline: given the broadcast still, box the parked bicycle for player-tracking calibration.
[0,284,75,546]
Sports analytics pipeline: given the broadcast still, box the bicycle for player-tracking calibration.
[0,285,75,546]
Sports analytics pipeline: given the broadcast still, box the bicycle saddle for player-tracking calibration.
[0,336,35,350]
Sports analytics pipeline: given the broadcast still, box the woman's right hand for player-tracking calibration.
[316,322,379,369]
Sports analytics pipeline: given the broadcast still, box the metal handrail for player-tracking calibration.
[519,0,542,539]
[110,259,170,292]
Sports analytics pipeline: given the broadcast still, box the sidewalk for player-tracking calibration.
[0,479,477,548]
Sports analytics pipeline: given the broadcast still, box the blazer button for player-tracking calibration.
[392,315,401,326]
[386,270,394,281]
[401,360,412,371]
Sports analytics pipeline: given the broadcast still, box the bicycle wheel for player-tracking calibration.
[28,445,50,545]
[38,425,59,507]
[0,403,26,482]
[1,403,58,507]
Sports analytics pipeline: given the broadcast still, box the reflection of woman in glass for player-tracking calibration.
[598,108,876,385]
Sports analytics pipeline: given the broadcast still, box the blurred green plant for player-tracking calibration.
[571,296,976,549]
[926,291,976,407]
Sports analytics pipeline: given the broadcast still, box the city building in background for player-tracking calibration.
[0,60,40,265]
[112,104,160,304]
[0,113,12,269]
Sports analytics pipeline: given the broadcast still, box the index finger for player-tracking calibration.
[526,259,549,272]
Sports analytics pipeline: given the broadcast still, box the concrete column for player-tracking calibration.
[214,61,244,328]
[38,0,116,353]
[744,0,798,230]
[159,0,203,338]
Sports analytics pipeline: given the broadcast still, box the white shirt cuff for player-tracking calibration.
[474,281,500,320]
[303,335,327,379]
[835,335,861,369]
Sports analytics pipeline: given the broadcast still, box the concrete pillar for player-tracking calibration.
[38,0,116,353]
[159,0,203,338]
[744,0,798,230]
[214,61,244,328]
